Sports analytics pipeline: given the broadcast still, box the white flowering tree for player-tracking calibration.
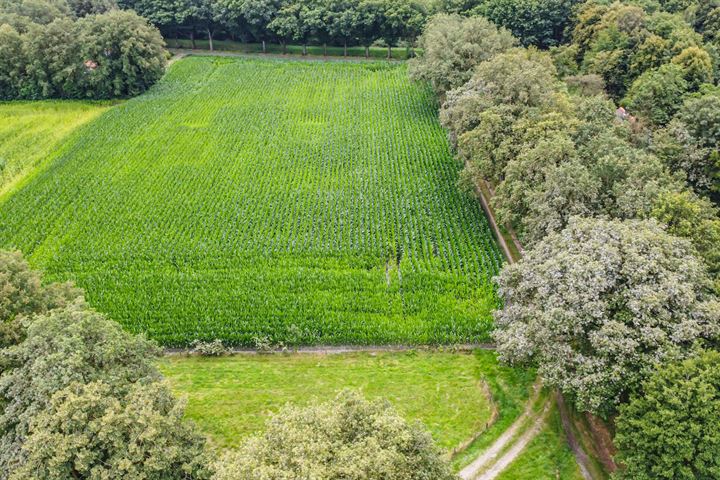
[493,216,720,416]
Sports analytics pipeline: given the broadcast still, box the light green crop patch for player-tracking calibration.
[0,57,503,346]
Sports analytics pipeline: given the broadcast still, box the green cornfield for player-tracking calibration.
[0,56,503,346]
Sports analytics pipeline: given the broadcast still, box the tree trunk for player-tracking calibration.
[323,43,327,57]
[262,40,266,54]
[207,29,214,51]
[282,42,287,54]
[365,45,369,58]
[387,45,391,59]
[343,41,347,57]
[174,31,179,48]
[303,43,307,56]
[190,30,196,50]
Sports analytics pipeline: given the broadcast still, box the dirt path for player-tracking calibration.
[557,393,594,480]
[474,399,553,480]
[458,380,544,480]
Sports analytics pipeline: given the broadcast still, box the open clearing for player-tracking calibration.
[159,350,535,454]
[0,100,113,194]
[0,56,502,346]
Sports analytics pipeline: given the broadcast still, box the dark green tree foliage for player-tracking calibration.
[653,87,720,197]
[0,9,167,99]
[0,306,162,477]
[568,1,716,102]
[622,63,689,125]
[0,250,81,350]
[473,0,580,48]
[614,350,720,479]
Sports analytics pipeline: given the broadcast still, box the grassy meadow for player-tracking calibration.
[0,56,503,346]
[159,350,535,454]
[0,101,113,194]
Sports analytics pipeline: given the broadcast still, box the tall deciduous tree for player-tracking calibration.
[493,217,720,417]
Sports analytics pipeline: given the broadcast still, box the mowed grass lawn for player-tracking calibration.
[159,350,535,455]
[0,100,113,193]
[0,56,502,346]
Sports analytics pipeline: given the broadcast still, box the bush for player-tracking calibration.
[493,217,720,416]
[614,350,720,479]
[214,390,456,480]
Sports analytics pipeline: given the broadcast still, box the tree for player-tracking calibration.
[474,0,579,48]
[623,63,689,126]
[75,9,167,98]
[439,48,561,144]
[23,18,81,98]
[239,0,279,53]
[214,390,456,480]
[66,0,116,17]
[408,13,517,95]
[614,350,720,479]
[378,0,426,59]
[653,88,720,197]
[355,0,381,58]
[10,381,212,480]
[0,306,161,477]
[324,0,357,56]
[267,1,306,54]
[0,25,25,101]
[493,217,720,416]
[0,250,81,350]
[652,190,720,291]
[671,45,714,90]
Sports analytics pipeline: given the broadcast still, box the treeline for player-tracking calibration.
[411,6,720,478]
[0,250,455,479]
[119,0,428,57]
[0,0,166,100]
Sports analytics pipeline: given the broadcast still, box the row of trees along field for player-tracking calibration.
[410,2,720,477]
[0,250,456,479]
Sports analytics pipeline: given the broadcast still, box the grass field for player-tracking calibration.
[159,350,535,455]
[0,101,113,194]
[0,56,502,346]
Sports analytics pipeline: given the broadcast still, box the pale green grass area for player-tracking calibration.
[496,404,585,480]
[159,350,535,458]
[0,101,113,194]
